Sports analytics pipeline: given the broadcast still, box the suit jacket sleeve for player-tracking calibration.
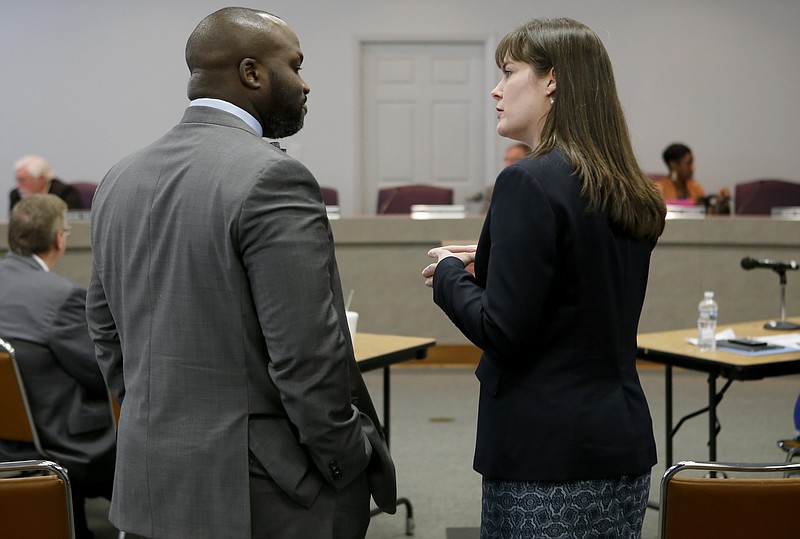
[433,165,558,361]
[240,157,370,489]
[48,283,109,397]
[87,259,125,403]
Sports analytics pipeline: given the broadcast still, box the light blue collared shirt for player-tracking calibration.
[189,98,263,137]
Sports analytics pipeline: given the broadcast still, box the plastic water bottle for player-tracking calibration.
[697,291,718,351]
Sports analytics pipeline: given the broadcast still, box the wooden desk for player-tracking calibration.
[638,318,800,465]
[353,332,435,534]
[355,333,435,448]
[356,333,436,371]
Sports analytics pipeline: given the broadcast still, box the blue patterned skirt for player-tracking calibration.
[480,472,650,539]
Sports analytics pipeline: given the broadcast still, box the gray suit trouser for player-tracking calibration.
[249,452,371,539]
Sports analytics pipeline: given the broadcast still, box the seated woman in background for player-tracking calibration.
[655,143,705,202]
[655,143,730,213]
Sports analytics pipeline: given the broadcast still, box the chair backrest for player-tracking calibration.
[377,184,454,214]
[2,337,118,459]
[70,181,98,209]
[0,459,75,539]
[320,186,339,206]
[0,339,42,452]
[110,393,121,425]
[660,460,800,539]
[734,178,800,215]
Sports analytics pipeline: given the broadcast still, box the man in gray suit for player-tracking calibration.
[0,194,116,539]
[86,7,395,539]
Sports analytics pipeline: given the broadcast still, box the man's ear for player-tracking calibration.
[54,229,66,253]
[239,58,263,89]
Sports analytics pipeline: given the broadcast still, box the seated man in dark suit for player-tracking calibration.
[0,194,115,539]
[10,155,85,211]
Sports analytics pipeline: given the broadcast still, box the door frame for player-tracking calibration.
[353,34,500,214]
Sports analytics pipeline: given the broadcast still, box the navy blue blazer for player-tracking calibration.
[433,149,658,481]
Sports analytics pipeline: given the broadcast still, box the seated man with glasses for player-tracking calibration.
[0,194,115,539]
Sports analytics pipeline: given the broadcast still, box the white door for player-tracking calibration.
[360,41,486,214]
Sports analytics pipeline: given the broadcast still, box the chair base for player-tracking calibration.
[777,439,800,476]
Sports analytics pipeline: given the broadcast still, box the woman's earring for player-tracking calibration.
[549,96,555,105]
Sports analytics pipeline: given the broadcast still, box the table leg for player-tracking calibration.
[708,373,717,461]
[666,364,673,466]
[373,365,415,534]
[667,371,731,465]
[648,365,674,512]
[383,365,391,448]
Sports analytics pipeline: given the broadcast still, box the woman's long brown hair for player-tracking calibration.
[496,18,666,241]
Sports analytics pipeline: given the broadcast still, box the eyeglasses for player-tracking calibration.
[61,226,72,237]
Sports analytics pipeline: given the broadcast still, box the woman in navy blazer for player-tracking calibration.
[423,18,666,539]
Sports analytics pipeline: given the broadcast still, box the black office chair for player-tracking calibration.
[776,392,800,473]
[777,439,800,463]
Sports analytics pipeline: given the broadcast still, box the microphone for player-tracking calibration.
[741,257,799,271]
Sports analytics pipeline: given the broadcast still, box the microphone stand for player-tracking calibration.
[764,267,800,330]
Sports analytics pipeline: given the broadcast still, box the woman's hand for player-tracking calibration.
[421,245,477,287]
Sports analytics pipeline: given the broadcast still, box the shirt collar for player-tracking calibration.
[189,98,263,137]
[31,254,49,272]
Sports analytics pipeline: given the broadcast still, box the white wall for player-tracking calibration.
[2,0,799,218]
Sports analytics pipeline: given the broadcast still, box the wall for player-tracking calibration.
[4,216,798,345]
[2,0,799,219]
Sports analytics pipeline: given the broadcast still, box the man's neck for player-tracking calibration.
[31,253,50,271]
[189,98,263,137]
[35,251,61,271]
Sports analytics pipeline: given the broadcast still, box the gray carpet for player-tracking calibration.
[446,528,479,539]
[86,365,800,539]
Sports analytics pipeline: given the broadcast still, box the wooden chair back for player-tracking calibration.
[0,460,75,539]
[660,460,800,538]
[0,340,37,444]
[320,186,339,206]
[377,184,454,214]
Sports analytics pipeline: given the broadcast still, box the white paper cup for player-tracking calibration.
[346,311,359,343]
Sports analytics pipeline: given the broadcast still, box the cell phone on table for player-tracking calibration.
[726,338,768,348]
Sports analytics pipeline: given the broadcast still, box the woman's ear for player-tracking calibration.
[547,68,557,95]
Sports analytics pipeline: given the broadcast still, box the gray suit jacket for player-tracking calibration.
[87,106,395,538]
[0,252,116,482]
